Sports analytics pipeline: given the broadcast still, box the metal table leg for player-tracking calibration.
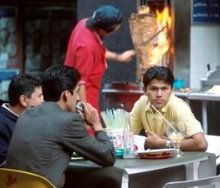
[202,101,208,134]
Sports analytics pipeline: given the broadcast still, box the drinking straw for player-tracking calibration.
[151,104,178,133]
[101,108,128,129]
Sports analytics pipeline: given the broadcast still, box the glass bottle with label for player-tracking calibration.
[123,113,135,159]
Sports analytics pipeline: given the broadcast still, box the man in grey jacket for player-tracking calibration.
[6,65,115,187]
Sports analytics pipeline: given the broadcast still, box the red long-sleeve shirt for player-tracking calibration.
[65,19,107,112]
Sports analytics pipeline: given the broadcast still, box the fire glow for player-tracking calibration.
[149,7,171,66]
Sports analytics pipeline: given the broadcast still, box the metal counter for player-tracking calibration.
[188,92,220,101]
[187,93,220,134]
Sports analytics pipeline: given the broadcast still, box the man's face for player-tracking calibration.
[145,79,172,109]
[26,86,44,107]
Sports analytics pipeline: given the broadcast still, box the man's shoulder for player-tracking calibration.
[19,103,83,130]
[136,95,148,105]
[72,20,100,48]
[38,102,82,120]
[0,106,17,123]
[0,106,7,115]
[73,19,95,39]
[0,105,9,113]
[169,94,188,106]
[167,94,191,114]
[0,107,17,132]
[132,95,148,111]
[25,102,70,116]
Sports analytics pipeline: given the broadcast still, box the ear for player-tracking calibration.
[19,95,28,108]
[62,90,71,102]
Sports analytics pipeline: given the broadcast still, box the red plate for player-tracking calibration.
[137,149,175,159]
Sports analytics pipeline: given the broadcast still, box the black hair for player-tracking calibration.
[143,66,174,89]
[8,73,42,106]
[42,65,81,101]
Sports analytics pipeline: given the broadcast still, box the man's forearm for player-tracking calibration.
[105,50,119,61]
[105,49,135,63]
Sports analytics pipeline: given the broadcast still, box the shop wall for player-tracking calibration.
[0,0,76,100]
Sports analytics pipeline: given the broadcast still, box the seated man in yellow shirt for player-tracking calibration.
[130,66,207,151]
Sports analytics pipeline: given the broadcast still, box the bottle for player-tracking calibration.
[123,113,135,159]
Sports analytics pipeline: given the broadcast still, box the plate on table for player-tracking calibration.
[137,148,176,159]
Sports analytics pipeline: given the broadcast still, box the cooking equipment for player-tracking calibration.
[101,0,192,110]
[201,66,220,91]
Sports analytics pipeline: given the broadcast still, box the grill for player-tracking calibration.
[129,0,173,82]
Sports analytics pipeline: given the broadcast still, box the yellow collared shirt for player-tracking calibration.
[130,94,203,138]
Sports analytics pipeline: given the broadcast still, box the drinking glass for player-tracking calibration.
[166,122,186,157]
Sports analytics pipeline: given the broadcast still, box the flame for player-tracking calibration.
[149,7,171,66]
[156,7,171,29]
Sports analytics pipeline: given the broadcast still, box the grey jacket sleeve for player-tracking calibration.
[61,114,116,167]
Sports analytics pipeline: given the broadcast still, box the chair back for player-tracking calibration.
[163,175,220,188]
[0,168,56,188]
[205,135,220,165]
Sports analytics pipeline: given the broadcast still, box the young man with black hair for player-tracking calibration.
[6,65,115,188]
[130,66,207,151]
[0,73,43,166]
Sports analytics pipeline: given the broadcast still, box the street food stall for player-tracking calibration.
[101,0,220,135]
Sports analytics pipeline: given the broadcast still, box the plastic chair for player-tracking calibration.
[205,135,220,165]
[0,168,56,188]
[162,175,220,188]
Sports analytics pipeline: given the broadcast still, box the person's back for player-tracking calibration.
[6,103,81,184]
[6,65,115,187]
[0,73,43,166]
[65,19,102,67]
[0,105,17,166]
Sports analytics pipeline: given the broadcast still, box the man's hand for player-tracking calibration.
[145,131,166,149]
[83,103,103,132]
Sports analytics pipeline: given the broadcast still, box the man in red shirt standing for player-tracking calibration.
[64,5,135,113]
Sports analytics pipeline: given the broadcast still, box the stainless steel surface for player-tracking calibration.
[67,152,216,188]
[102,88,143,94]
[188,92,220,101]
[171,0,191,87]
[174,91,188,98]
[102,87,220,102]
[69,152,210,174]
[102,88,188,98]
